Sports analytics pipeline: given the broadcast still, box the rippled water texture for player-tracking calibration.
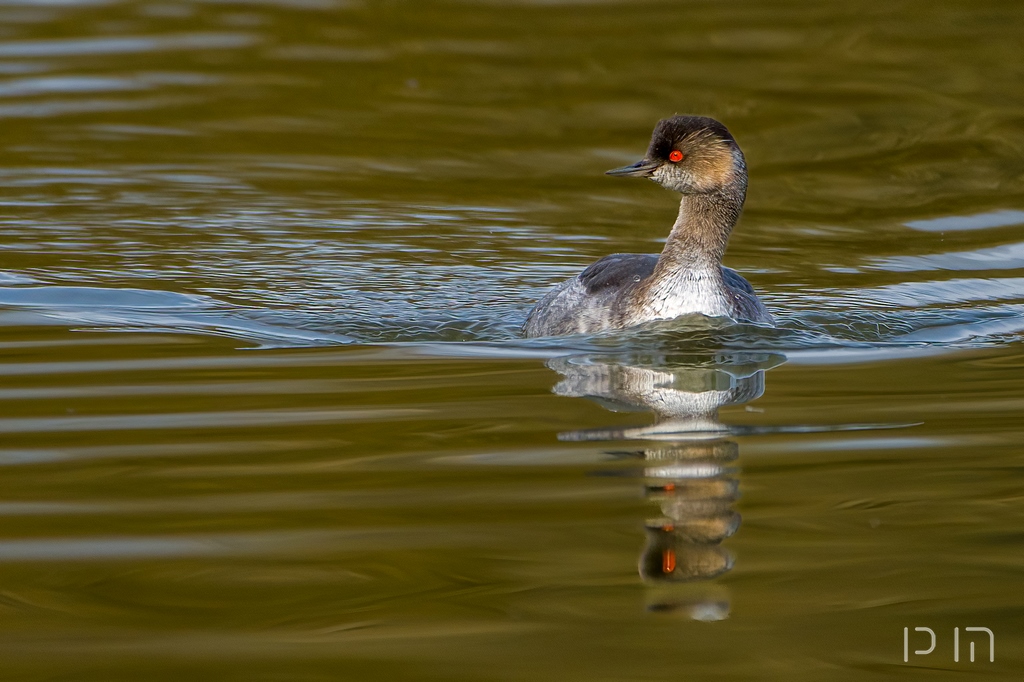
[1,1,1023,679]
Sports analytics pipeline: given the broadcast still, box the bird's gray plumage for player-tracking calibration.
[523,254,770,337]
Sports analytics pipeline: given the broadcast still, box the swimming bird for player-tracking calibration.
[523,115,772,337]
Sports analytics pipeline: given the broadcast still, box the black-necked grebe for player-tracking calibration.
[523,115,773,337]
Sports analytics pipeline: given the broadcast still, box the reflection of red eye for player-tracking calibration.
[669,150,684,162]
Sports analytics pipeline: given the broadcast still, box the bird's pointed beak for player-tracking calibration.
[605,159,660,177]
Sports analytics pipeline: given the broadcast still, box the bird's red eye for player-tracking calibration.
[669,150,684,162]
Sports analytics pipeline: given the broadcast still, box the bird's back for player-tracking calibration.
[523,254,655,337]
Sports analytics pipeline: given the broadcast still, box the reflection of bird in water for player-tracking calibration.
[639,441,739,584]
[552,355,764,438]
[550,353,779,620]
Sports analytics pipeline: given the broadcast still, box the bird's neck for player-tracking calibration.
[653,187,744,280]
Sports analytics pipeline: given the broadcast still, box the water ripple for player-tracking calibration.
[870,241,1024,273]
[0,33,256,58]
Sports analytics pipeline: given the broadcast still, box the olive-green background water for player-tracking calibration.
[1,1,1024,679]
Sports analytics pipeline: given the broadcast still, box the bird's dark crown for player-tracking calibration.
[646,115,737,161]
